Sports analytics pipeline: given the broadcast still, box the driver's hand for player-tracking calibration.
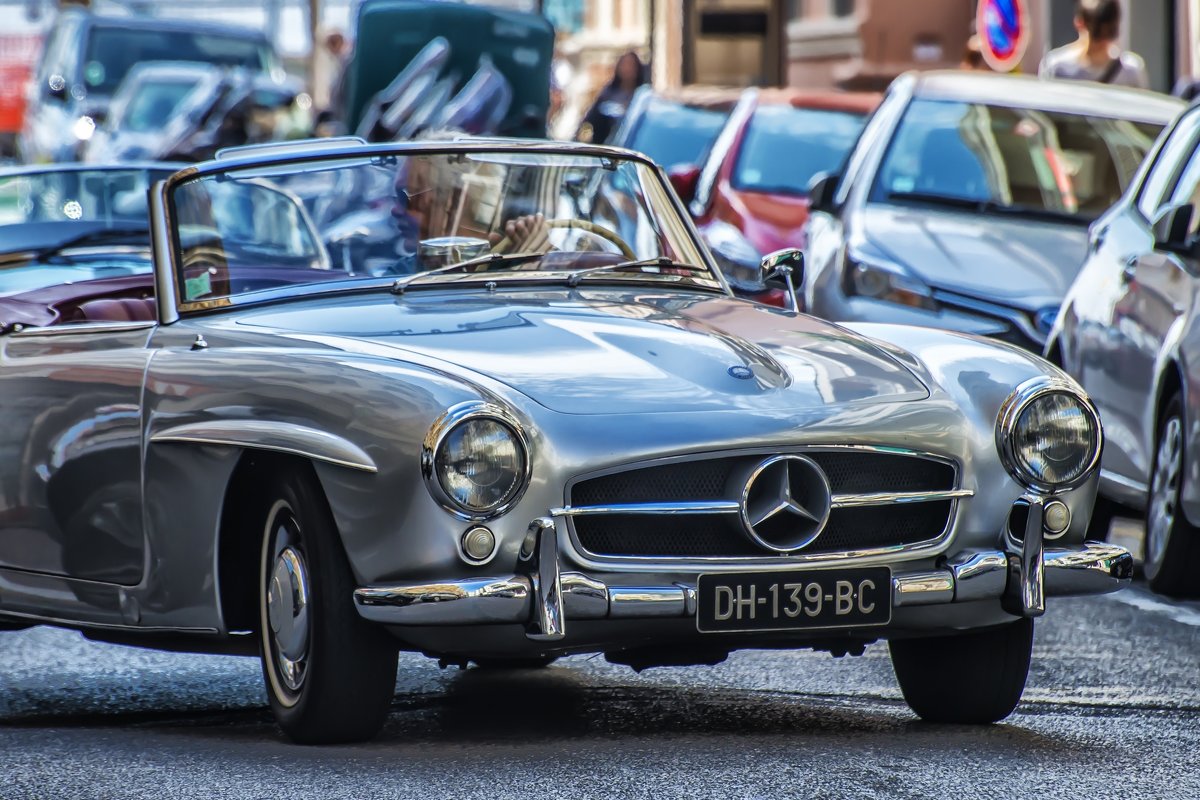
[489,213,551,253]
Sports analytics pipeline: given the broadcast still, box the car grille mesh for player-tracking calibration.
[569,451,958,559]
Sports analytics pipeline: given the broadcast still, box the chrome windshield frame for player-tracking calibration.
[153,140,732,320]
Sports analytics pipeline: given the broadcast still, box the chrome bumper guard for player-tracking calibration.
[353,514,1134,641]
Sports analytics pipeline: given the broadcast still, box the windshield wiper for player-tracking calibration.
[887,192,1088,224]
[885,191,985,211]
[390,251,544,294]
[33,226,150,262]
[564,257,711,287]
[978,202,1088,225]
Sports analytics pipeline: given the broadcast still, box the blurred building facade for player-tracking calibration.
[648,0,1198,96]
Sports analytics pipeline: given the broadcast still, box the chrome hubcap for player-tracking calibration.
[1148,416,1182,568]
[267,541,310,693]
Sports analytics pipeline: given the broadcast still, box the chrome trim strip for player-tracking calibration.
[9,321,156,337]
[1044,542,1134,595]
[350,542,1132,626]
[150,420,378,473]
[947,550,1009,602]
[892,571,954,606]
[150,176,180,325]
[552,501,740,517]
[831,489,974,508]
[609,586,687,618]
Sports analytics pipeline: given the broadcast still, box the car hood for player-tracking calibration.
[237,289,929,415]
[718,187,810,254]
[862,204,1089,310]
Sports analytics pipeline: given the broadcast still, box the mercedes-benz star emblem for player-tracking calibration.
[740,455,832,553]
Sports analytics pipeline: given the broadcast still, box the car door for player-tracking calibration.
[0,319,154,585]
[1102,111,1200,487]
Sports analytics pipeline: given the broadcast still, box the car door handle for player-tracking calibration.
[1091,228,1107,253]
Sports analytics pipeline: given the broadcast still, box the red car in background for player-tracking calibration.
[670,88,880,306]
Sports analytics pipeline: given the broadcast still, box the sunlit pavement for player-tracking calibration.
[1,577,1198,799]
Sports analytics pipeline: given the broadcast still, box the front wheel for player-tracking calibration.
[258,468,399,744]
[889,619,1033,723]
[1144,394,1200,597]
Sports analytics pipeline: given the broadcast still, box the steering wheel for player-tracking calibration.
[492,217,635,259]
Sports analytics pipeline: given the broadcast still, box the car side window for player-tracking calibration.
[1136,110,1200,220]
[1167,138,1200,237]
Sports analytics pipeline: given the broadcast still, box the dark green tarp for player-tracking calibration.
[345,0,554,138]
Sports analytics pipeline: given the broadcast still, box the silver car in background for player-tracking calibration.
[0,140,1129,744]
[803,71,1181,351]
[1048,101,1200,597]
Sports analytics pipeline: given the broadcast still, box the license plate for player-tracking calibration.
[697,567,892,633]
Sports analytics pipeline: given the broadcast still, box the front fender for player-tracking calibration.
[842,322,1100,538]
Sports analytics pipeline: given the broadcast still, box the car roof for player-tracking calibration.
[122,61,226,82]
[755,88,881,114]
[642,85,743,112]
[67,9,270,42]
[911,70,1183,123]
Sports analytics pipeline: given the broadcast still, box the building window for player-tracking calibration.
[831,0,855,17]
[545,0,584,34]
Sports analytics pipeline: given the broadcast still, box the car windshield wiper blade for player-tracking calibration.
[564,257,711,287]
[33,226,150,261]
[390,251,544,293]
[978,202,1088,225]
[885,191,986,211]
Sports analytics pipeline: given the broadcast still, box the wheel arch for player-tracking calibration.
[216,450,328,633]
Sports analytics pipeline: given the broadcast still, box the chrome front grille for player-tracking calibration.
[564,449,963,561]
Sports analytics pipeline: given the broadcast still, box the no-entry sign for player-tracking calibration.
[977,0,1030,72]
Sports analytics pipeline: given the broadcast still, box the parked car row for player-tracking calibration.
[622,71,1195,597]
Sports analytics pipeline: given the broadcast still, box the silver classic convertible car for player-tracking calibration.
[0,139,1131,743]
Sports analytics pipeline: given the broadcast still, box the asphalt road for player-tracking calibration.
[1,580,1198,799]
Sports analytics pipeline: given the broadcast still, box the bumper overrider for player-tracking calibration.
[353,498,1133,640]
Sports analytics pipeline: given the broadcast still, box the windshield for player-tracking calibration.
[0,167,172,295]
[872,98,1164,221]
[628,100,729,169]
[169,148,715,308]
[118,76,204,132]
[732,105,867,196]
[83,26,270,96]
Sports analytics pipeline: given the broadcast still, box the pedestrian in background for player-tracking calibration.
[1039,0,1148,88]
[576,50,646,145]
[960,35,987,70]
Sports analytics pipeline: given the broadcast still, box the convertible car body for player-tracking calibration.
[0,140,1131,743]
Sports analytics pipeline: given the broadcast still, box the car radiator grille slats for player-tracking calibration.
[568,451,959,560]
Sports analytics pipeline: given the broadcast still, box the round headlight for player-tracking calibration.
[998,379,1101,492]
[424,404,528,518]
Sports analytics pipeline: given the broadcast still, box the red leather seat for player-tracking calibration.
[74,296,158,323]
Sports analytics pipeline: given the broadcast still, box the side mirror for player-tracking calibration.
[808,171,841,214]
[1152,203,1196,255]
[667,164,701,206]
[760,248,805,314]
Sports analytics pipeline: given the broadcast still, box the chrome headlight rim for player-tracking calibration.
[996,376,1102,494]
[421,401,531,521]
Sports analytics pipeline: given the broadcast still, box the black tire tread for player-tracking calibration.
[889,619,1033,724]
[260,468,398,744]
[1145,395,1200,598]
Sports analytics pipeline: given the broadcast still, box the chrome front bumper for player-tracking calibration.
[353,513,1133,639]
